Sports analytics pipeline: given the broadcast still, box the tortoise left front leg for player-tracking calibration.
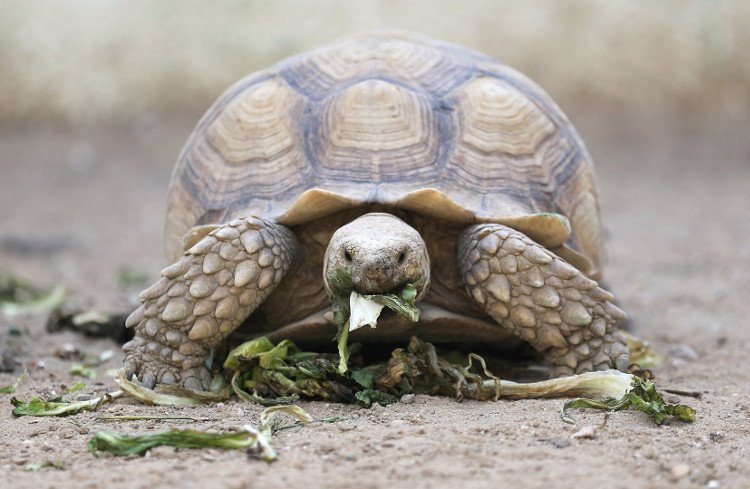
[457,223,629,376]
[122,217,298,390]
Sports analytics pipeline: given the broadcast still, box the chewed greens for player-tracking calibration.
[223,335,502,407]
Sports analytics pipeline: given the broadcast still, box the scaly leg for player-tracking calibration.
[122,217,298,390]
[457,224,629,376]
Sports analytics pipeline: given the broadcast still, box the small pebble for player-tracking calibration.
[59,430,75,439]
[338,423,356,432]
[707,480,720,488]
[708,432,724,442]
[670,463,690,480]
[570,426,597,439]
[400,394,415,404]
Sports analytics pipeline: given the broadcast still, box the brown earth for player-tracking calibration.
[0,110,749,489]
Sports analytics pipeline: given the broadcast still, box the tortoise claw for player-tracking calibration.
[183,376,205,391]
[140,371,157,389]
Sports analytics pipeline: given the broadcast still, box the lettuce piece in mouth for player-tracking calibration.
[348,292,385,332]
[326,268,420,373]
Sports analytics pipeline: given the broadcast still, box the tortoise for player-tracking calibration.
[122,32,629,391]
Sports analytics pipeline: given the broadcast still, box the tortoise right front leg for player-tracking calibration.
[457,223,629,377]
[122,217,298,390]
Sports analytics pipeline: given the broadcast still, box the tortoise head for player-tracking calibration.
[323,213,430,300]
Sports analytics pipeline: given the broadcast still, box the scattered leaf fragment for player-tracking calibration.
[23,460,65,471]
[65,381,86,393]
[69,364,97,379]
[0,369,27,394]
[624,332,665,367]
[11,391,122,416]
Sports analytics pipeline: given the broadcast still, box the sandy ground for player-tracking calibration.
[0,110,749,489]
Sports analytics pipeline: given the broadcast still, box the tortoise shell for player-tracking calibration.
[165,32,604,279]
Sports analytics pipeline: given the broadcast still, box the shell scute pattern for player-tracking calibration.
[166,33,602,275]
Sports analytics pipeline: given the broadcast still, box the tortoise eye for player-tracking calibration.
[397,252,406,264]
[344,250,353,262]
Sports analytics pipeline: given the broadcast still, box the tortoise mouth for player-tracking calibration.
[351,281,409,296]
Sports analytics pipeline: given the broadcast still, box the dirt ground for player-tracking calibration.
[0,109,748,489]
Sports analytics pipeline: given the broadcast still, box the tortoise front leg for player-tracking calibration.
[122,217,298,390]
[457,224,629,376]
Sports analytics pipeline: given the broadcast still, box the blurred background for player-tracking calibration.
[1,0,749,124]
[0,0,748,318]
[2,5,750,484]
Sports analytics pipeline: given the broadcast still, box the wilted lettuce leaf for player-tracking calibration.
[562,376,696,425]
[220,334,696,429]
[69,364,97,379]
[225,337,360,404]
[223,336,505,406]
[88,428,265,457]
[23,460,65,471]
[88,405,310,461]
[0,272,66,316]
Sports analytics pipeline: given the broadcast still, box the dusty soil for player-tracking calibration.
[0,110,749,489]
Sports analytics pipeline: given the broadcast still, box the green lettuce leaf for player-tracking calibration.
[562,376,696,425]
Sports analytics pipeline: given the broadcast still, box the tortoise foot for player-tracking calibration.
[123,335,212,390]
